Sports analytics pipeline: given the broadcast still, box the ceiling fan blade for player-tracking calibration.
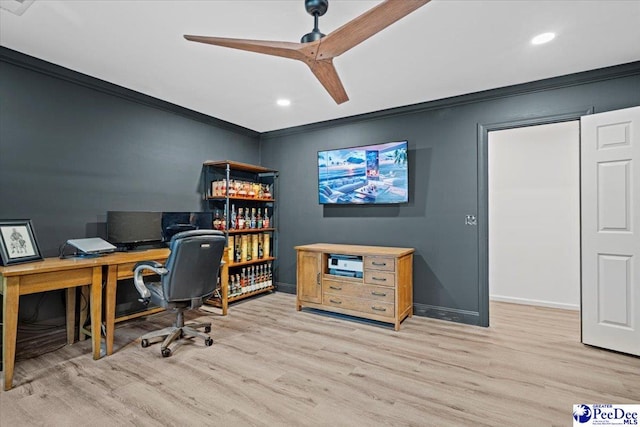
[307,59,349,104]
[317,0,431,59]
[184,35,311,61]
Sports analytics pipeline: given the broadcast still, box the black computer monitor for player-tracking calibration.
[106,211,163,250]
[161,212,213,241]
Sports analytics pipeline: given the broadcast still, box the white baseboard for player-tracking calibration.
[490,295,579,311]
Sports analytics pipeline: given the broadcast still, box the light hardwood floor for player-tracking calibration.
[1,292,638,426]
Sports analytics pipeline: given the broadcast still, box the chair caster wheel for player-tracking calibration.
[205,337,214,347]
[141,339,149,348]
[204,326,211,333]
[161,348,172,357]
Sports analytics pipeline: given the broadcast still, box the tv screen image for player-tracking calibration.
[318,140,408,204]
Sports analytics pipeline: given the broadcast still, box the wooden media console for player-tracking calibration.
[295,243,414,330]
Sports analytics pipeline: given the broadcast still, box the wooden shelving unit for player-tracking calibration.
[201,160,278,307]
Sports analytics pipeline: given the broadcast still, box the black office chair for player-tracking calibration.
[132,230,226,357]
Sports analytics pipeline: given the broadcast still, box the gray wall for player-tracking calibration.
[0,48,260,328]
[1,50,259,256]
[1,44,639,335]
[260,62,640,325]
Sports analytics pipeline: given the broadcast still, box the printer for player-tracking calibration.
[328,254,363,278]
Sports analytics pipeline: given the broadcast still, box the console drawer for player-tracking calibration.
[323,279,394,303]
[364,270,396,287]
[323,294,395,318]
[364,256,395,272]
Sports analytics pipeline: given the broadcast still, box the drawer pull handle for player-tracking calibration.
[329,286,342,290]
[371,306,387,312]
[372,277,387,281]
[371,291,387,297]
[372,262,386,266]
[329,299,342,304]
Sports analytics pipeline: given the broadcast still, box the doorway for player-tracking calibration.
[476,109,592,326]
[488,122,580,311]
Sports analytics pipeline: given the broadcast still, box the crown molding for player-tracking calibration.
[261,60,640,140]
[2,46,638,141]
[0,46,260,139]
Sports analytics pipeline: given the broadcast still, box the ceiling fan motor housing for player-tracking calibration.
[301,0,328,43]
[305,0,328,17]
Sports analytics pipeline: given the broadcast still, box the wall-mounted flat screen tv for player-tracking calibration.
[318,140,408,204]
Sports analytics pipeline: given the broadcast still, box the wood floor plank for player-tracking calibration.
[1,293,638,426]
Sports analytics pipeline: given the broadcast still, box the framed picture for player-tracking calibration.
[0,219,43,266]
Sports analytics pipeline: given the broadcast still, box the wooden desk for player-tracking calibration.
[1,247,229,390]
[99,248,228,356]
[0,257,103,391]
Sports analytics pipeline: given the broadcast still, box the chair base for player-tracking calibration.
[140,321,213,357]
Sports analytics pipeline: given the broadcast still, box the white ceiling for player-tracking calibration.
[1,0,639,133]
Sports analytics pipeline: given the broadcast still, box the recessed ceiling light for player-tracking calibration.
[531,32,556,45]
[276,99,291,107]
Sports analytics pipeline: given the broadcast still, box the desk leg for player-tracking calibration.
[221,261,228,316]
[78,285,90,341]
[90,267,102,360]
[105,265,117,356]
[2,276,20,391]
[65,287,76,344]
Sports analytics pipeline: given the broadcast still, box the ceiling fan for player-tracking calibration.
[184,0,431,104]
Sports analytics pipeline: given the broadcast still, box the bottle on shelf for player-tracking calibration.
[221,205,227,230]
[241,234,251,262]
[258,234,264,258]
[230,204,237,230]
[263,232,270,258]
[237,207,245,230]
[245,208,250,229]
[228,236,235,264]
[251,234,259,260]
[213,209,222,230]
[234,274,241,296]
[235,238,241,263]
[257,208,263,229]
[263,208,270,228]
[250,208,256,229]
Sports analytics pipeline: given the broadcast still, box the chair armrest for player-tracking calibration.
[132,261,168,301]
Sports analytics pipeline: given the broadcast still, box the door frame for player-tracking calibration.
[476,108,593,326]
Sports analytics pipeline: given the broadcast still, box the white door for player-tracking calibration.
[581,106,640,356]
